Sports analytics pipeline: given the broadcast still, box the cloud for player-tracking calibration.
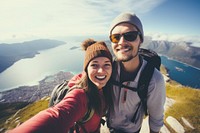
[146,32,200,47]
[0,0,166,43]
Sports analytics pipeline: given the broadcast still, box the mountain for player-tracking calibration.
[0,39,66,73]
[141,36,200,68]
[1,37,199,74]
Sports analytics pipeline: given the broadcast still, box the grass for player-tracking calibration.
[0,102,29,127]
[1,97,49,131]
[165,82,200,132]
[160,64,168,75]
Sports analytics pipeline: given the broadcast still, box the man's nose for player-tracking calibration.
[118,36,126,45]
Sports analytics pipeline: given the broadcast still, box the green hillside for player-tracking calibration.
[0,97,49,132]
[165,81,200,132]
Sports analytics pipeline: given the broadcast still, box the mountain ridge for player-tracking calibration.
[0,39,66,73]
[141,36,200,69]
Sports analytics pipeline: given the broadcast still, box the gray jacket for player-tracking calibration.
[108,60,166,132]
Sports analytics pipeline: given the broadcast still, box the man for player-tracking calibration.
[107,12,166,133]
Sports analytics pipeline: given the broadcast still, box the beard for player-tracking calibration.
[118,53,137,62]
[113,44,140,62]
[116,49,139,62]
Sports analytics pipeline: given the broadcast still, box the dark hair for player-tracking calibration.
[75,74,102,115]
[74,38,113,115]
[71,71,112,115]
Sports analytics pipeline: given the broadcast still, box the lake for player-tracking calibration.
[0,42,84,92]
[0,43,200,92]
[161,56,200,89]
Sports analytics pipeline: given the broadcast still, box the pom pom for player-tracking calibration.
[81,38,96,51]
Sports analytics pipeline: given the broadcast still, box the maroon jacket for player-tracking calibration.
[10,73,106,133]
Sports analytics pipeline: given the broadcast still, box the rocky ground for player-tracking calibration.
[100,97,195,133]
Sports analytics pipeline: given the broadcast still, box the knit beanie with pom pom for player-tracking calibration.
[82,39,112,71]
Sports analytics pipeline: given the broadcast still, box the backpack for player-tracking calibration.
[111,48,161,117]
[49,80,95,133]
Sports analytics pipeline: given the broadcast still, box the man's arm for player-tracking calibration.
[147,70,166,132]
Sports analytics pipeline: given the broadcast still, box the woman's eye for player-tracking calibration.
[104,63,111,68]
[91,64,98,68]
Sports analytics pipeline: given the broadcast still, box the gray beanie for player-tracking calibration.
[110,12,144,42]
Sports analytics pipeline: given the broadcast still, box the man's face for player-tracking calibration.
[110,23,141,62]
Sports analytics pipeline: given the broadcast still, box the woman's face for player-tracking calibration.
[87,57,112,90]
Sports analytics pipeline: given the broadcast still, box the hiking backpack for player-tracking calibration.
[112,48,161,116]
[49,80,95,133]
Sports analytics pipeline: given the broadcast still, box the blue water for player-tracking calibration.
[161,56,200,89]
[0,42,84,92]
[0,44,200,92]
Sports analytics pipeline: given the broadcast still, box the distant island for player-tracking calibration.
[0,39,66,73]
[69,46,79,50]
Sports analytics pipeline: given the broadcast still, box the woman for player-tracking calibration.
[9,39,113,133]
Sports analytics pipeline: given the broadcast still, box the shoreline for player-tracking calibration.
[1,58,200,99]
[0,71,74,103]
[160,55,200,71]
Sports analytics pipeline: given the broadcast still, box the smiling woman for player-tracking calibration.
[82,39,113,90]
[9,39,113,133]
[87,57,112,90]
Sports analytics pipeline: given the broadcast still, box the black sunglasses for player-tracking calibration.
[110,31,141,43]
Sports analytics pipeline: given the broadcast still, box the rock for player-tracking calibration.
[141,117,171,133]
[166,116,185,133]
[100,123,109,133]
[160,125,170,133]
[100,117,109,133]
[140,117,149,133]
[45,97,50,101]
[164,97,175,111]
[181,117,195,130]
[163,74,170,82]
[0,128,5,132]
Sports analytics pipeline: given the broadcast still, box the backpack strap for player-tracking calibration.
[111,79,138,92]
[111,61,137,92]
[74,121,88,133]
[71,89,95,133]
[111,61,155,116]
[137,61,155,115]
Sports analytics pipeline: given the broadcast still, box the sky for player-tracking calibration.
[0,0,200,45]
